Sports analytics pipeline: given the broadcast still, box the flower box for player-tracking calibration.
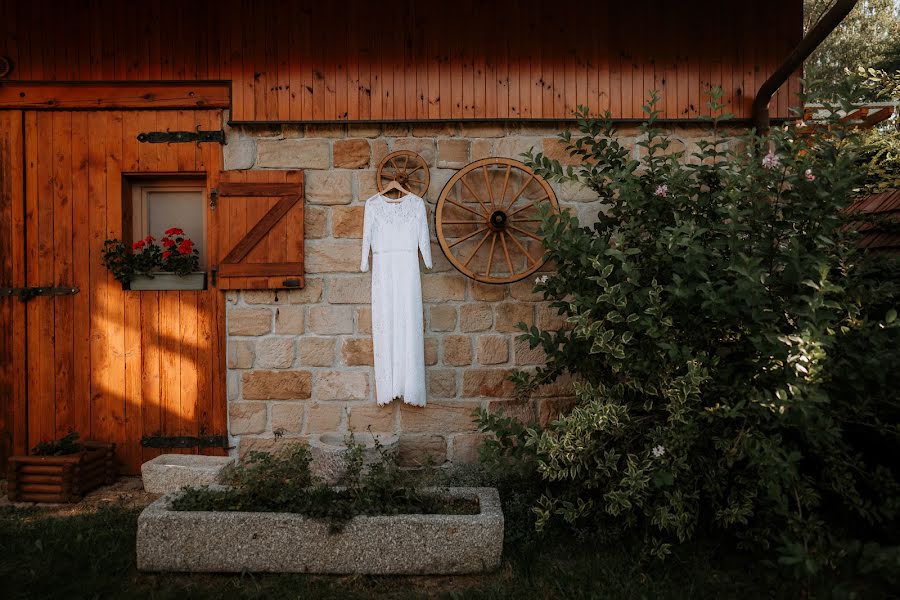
[6,441,117,503]
[129,271,206,291]
[136,487,504,574]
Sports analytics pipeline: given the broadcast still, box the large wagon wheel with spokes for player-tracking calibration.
[436,158,558,284]
[376,150,430,199]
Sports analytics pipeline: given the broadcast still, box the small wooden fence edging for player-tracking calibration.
[6,442,117,503]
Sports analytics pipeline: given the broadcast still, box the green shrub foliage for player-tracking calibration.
[481,87,900,572]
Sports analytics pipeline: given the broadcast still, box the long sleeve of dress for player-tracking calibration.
[418,199,433,269]
[360,199,373,272]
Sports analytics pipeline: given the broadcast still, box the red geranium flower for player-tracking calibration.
[164,227,184,236]
[144,235,155,242]
[132,240,145,250]
[178,241,193,253]
[162,238,175,248]
[162,250,171,259]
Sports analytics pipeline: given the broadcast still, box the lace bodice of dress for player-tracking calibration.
[360,193,432,272]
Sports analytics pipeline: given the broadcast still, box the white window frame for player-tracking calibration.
[131,180,207,268]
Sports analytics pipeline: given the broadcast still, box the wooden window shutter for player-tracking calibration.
[212,170,304,289]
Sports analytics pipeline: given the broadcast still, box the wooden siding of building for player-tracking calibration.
[0,0,803,122]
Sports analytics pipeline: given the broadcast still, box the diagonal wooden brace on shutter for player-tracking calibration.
[213,170,305,289]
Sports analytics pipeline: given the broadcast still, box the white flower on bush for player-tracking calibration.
[652,445,666,458]
[804,169,815,181]
[535,274,549,285]
[654,184,669,197]
[761,151,780,170]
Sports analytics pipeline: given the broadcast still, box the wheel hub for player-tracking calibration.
[489,210,507,231]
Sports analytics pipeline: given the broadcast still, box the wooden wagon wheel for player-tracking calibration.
[376,150,430,199]
[436,157,558,284]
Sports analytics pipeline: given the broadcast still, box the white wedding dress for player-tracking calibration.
[360,192,432,406]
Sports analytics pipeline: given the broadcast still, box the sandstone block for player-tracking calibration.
[271,403,305,434]
[470,139,494,160]
[333,139,370,168]
[347,403,395,432]
[306,402,346,433]
[411,122,455,137]
[304,123,348,138]
[437,139,470,168]
[542,137,583,166]
[223,135,255,170]
[305,240,361,273]
[382,124,409,136]
[427,369,457,398]
[494,137,540,160]
[341,338,374,366]
[469,281,506,301]
[229,402,268,435]
[327,276,371,304]
[306,170,353,205]
[370,140,390,168]
[317,370,369,400]
[308,305,353,334]
[487,399,537,424]
[460,303,493,332]
[513,337,546,365]
[257,139,330,169]
[305,206,329,239]
[495,303,534,333]
[275,306,305,335]
[238,436,290,460]
[460,123,506,137]
[227,340,255,369]
[298,337,337,366]
[538,396,577,426]
[242,370,312,400]
[243,290,287,305]
[392,138,436,164]
[228,308,272,336]
[332,206,365,238]
[476,336,509,365]
[429,305,457,332]
[356,307,372,334]
[509,279,543,302]
[424,337,439,366]
[287,278,324,303]
[462,369,515,397]
[422,274,466,301]
[397,434,447,467]
[538,304,568,331]
[347,124,382,138]
[255,337,295,369]
[355,170,380,201]
[451,432,490,463]
[442,335,472,366]
[400,401,479,433]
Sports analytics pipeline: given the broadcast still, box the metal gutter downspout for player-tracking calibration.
[752,0,859,133]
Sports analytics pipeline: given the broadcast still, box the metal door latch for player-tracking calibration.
[0,286,79,302]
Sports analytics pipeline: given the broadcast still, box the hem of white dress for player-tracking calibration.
[376,399,426,407]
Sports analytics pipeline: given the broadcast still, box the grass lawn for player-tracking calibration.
[1,498,812,600]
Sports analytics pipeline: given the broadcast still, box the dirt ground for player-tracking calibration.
[0,476,158,517]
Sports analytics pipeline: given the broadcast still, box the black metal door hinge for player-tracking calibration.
[209,187,218,211]
[0,286,79,302]
[210,269,218,287]
[136,129,226,145]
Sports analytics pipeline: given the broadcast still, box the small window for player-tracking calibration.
[131,179,207,268]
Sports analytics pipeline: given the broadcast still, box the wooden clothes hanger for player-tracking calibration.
[381,179,411,202]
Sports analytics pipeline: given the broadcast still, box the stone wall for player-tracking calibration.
[222,117,718,465]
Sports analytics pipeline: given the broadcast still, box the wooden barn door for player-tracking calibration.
[9,110,228,474]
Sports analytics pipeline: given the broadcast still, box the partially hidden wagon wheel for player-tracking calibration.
[376,150,430,199]
[436,158,559,284]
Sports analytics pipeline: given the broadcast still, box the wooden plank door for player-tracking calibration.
[0,111,27,467]
[17,109,227,474]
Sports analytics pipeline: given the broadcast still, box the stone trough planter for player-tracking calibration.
[140,454,235,494]
[136,487,503,574]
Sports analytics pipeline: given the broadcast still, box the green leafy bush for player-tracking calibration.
[171,437,476,530]
[478,86,900,578]
[30,432,84,456]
